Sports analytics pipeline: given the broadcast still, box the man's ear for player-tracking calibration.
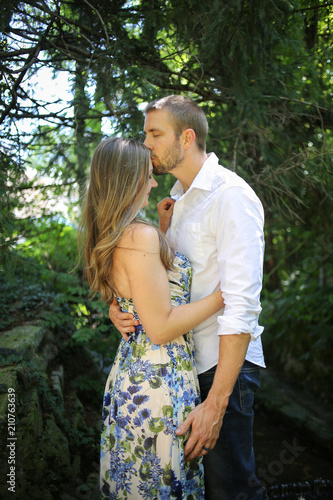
[182,128,196,150]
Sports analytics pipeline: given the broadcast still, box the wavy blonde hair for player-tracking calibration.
[80,137,174,304]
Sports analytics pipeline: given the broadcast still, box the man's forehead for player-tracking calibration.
[144,108,173,132]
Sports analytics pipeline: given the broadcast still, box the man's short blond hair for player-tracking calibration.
[144,95,208,152]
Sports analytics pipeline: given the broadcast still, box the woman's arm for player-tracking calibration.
[120,224,224,345]
[157,197,175,234]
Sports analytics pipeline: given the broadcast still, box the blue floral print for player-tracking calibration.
[100,252,204,499]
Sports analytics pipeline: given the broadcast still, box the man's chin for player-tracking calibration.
[153,166,167,176]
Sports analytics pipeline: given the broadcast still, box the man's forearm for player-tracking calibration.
[205,333,251,414]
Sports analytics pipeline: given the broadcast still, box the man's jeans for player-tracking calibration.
[198,361,264,500]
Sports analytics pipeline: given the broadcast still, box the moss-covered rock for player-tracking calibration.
[0,319,102,499]
[0,367,20,448]
[0,325,46,361]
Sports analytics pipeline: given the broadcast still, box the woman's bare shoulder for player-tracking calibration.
[117,223,160,253]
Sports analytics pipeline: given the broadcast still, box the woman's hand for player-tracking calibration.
[157,197,176,234]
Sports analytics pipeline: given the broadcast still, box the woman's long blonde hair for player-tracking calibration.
[80,137,174,304]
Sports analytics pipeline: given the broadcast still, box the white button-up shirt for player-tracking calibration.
[167,153,265,374]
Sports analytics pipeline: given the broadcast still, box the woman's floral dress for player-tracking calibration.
[100,252,205,499]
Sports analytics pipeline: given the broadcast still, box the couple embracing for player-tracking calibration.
[81,95,265,500]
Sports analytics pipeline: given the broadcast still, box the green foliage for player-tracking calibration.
[0,221,120,375]
[261,281,333,399]
[261,213,333,398]
[17,217,80,271]
[1,0,333,401]
[0,151,29,275]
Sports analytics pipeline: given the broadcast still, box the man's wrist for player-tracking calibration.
[204,391,229,415]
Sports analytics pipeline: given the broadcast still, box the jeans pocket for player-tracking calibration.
[238,367,260,414]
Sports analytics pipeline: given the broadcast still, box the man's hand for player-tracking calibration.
[177,334,251,461]
[109,297,139,341]
[157,197,176,234]
[175,399,225,461]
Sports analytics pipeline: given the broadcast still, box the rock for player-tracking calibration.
[0,367,19,437]
[0,319,102,498]
[0,325,47,361]
[50,364,65,402]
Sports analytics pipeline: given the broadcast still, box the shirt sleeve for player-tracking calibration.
[213,185,265,339]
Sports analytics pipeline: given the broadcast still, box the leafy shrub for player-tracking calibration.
[0,223,120,375]
[261,276,333,400]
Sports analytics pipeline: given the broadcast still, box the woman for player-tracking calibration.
[81,137,224,499]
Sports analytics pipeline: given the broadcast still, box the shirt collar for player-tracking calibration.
[170,153,219,199]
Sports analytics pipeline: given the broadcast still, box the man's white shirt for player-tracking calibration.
[167,153,266,374]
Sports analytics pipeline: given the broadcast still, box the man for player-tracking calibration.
[110,95,265,499]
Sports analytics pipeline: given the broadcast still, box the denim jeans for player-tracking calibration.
[198,361,264,500]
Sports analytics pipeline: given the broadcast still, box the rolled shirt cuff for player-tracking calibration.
[217,316,264,340]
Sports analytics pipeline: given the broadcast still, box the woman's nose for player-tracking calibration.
[144,137,152,149]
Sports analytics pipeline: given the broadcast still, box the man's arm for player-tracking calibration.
[109,298,139,341]
[176,332,250,460]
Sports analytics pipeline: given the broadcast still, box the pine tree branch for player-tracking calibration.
[0,19,56,126]
[293,2,333,13]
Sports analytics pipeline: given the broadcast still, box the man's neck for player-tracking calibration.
[174,151,208,192]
